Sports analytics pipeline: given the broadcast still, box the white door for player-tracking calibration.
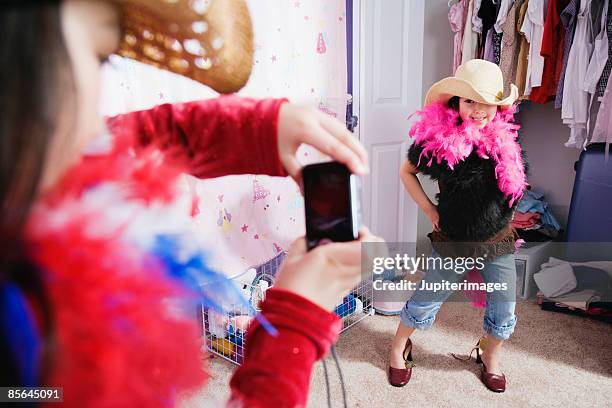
[353,0,424,242]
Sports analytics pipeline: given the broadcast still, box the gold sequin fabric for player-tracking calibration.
[116,0,253,93]
[429,224,518,261]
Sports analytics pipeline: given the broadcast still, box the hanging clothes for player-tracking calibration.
[462,0,480,63]
[550,0,573,84]
[494,0,511,65]
[472,0,485,56]
[495,0,517,33]
[555,0,581,109]
[450,0,470,73]
[500,0,527,97]
[473,0,485,32]
[591,67,612,155]
[516,0,531,98]
[562,0,595,148]
[521,0,548,97]
[590,0,607,39]
[596,3,612,97]
[493,31,504,64]
[584,0,609,96]
[530,0,571,104]
[484,28,497,61]
[479,0,500,62]
[479,0,500,33]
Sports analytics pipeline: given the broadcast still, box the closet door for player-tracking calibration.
[355,0,424,242]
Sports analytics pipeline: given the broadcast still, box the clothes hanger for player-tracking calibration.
[448,0,460,7]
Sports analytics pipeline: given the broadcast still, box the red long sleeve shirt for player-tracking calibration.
[230,289,341,407]
[107,95,288,179]
[108,95,342,407]
[8,96,342,407]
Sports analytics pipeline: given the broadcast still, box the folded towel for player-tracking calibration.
[541,257,612,277]
[548,289,601,311]
[534,262,577,298]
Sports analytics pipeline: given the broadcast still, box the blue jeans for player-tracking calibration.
[400,251,517,340]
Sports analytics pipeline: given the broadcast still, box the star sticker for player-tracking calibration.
[271,55,277,62]
[241,224,248,233]
[294,1,300,7]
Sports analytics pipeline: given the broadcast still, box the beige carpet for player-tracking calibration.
[181,301,612,407]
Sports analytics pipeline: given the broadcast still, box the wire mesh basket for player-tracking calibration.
[201,251,373,365]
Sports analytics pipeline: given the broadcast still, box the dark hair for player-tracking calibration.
[447,96,462,125]
[447,96,460,111]
[1,2,75,385]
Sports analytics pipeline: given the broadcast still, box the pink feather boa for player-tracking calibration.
[409,102,528,207]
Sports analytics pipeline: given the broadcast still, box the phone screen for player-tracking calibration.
[303,162,359,249]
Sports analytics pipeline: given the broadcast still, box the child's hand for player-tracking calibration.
[277,103,369,184]
[425,205,440,232]
[273,227,383,311]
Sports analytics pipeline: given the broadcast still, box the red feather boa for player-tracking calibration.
[26,131,207,407]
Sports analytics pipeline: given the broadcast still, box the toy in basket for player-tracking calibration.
[201,250,373,365]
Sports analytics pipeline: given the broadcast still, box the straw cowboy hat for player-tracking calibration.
[425,59,519,107]
[115,0,253,93]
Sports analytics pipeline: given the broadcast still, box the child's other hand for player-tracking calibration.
[425,205,440,232]
[273,227,383,311]
[277,103,369,184]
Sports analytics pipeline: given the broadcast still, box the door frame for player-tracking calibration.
[350,0,424,243]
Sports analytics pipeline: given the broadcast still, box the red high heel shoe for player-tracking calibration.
[388,338,415,387]
[453,339,506,393]
[475,341,506,393]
